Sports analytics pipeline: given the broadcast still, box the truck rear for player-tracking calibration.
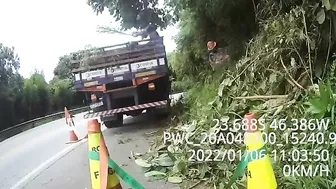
[70,37,171,128]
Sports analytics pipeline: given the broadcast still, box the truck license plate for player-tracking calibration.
[90,101,103,109]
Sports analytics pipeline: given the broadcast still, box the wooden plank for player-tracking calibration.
[77,49,161,67]
[72,53,166,73]
[70,44,165,65]
[103,50,161,65]
[98,37,162,51]
[70,38,165,64]
[98,44,164,59]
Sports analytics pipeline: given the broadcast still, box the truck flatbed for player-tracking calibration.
[71,38,167,89]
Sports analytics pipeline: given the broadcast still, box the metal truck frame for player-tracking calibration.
[70,37,171,128]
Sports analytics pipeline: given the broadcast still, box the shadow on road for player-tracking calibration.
[103,113,170,135]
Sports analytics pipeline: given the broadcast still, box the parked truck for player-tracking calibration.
[70,37,172,128]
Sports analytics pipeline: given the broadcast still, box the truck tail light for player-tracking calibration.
[91,94,97,102]
[148,83,155,90]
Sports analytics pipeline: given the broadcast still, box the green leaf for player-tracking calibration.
[144,171,166,177]
[208,96,219,105]
[218,78,233,97]
[323,0,331,10]
[199,164,209,179]
[319,82,333,107]
[167,176,183,184]
[273,105,283,116]
[332,105,335,124]
[157,156,174,167]
[307,99,326,114]
[219,182,225,189]
[331,0,336,11]
[174,160,187,173]
[310,39,316,50]
[317,9,326,24]
[135,158,152,168]
[331,178,336,188]
[186,122,196,133]
[290,57,296,67]
[259,80,267,91]
[217,101,223,109]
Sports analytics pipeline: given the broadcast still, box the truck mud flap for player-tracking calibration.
[83,100,168,119]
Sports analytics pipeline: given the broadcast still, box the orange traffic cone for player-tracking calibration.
[65,107,80,144]
[88,119,122,189]
[69,126,79,142]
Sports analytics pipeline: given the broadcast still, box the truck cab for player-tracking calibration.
[70,37,171,128]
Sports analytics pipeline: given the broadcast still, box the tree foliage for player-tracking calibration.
[0,43,86,131]
[0,43,20,90]
[53,55,73,80]
[87,0,172,30]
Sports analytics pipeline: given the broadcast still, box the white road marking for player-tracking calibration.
[9,139,87,189]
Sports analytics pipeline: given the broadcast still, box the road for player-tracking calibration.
[0,93,184,189]
[0,113,89,189]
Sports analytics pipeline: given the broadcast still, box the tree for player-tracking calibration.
[0,43,21,130]
[0,43,20,91]
[87,0,172,30]
[0,43,88,131]
[24,71,51,118]
[8,73,25,122]
[50,78,74,110]
[54,55,74,80]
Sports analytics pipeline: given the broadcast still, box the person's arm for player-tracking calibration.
[132,29,148,38]
[209,52,216,63]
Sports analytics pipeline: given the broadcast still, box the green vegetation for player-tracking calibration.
[89,0,336,188]
[0,43,86,131]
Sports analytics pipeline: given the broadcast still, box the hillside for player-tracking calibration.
[102,0,336,188]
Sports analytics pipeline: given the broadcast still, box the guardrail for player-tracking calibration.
[0,106,89,142]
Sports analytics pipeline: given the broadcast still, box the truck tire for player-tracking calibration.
[104,114,123,128]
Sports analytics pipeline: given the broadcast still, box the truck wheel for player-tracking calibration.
[104,114,123,128]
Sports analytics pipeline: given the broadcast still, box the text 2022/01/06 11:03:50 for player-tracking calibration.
[187,148,330,177]
[187,148,329,163]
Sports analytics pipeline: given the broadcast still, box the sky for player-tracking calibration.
[0,0,178,82]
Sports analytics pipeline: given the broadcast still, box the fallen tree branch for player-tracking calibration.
[188,180,202,189]
[279,56,306,90]
[233,95,288,100]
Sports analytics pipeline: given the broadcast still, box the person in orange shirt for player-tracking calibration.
[207,41,230,70]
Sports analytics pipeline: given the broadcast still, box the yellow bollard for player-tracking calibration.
[88,119,122,189]
[244,113,277,189]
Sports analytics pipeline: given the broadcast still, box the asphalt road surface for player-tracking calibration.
[0,113,89,189]
[0,93,184,189]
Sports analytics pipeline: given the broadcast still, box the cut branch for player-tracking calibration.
[280,56,306,90]
[233,95,288,100]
